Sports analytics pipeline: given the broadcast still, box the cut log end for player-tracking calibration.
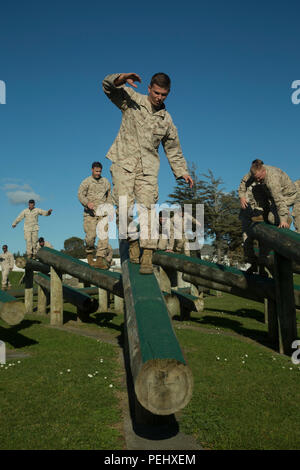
[15,256,27,269]
[0,301,25,325]
[135,359,193,415]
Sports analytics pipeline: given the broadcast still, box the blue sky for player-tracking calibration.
[1,0,300,253]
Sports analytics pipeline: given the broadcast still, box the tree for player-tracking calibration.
[167,166,243,264]
[62,237,86,259]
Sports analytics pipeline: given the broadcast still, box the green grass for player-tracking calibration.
[1,272,300,449]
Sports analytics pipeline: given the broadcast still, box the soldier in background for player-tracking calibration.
[102,72,193,274]
[37,237,53,250]
[12,199,53,258]
[78,162,112,269]
[0,245,14,289]
[250,160,299,232]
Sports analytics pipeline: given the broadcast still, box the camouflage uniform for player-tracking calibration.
[12,208,51,257]
[0,250,14,288]
[260,166,300,232]
[102,74,189,249]
[78,175,112,256]
[36,240,53,251]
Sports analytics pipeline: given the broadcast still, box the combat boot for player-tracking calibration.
[86,254,95,266]
[129,240,140,264]
[94,256,109,270]
[246,262,258,274]
[139,249,154,274]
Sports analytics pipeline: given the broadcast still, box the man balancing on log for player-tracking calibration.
[12,199,53,259]
[102,72,193,274]
[78,161,113,269]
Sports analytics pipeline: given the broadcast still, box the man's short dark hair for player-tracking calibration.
[28,199,35,204]
[38,237,44,243]
[2,245,7,249]
[92,162,102,169]
[150,73,171,90]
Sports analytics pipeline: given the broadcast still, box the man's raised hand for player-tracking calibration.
[114,73,142,88]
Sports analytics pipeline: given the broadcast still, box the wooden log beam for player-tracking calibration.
[119,240,193,416]
[247,222,300,263]
[34,273,98,314]
[15,256,50,274]
[37,247,123,297]
[0,290,25,325]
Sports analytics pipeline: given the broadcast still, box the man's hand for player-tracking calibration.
[240,197,248,209]
[48,209,53,215]
[182,174,194,188]
[114,73,142,88]
[12,224,16,228]
[278,221,290,229]
[87,202,94,211]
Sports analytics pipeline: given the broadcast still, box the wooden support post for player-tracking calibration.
[50,266,63,325]
[98,288,108,312]
[114,295,124,314]
[24,268,33,314]
[274,253,297,355]
[266,298,279,349]
[37,285,48,315]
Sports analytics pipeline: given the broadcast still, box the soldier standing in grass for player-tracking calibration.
[78,161,112,269]
[0,245,14,289]
[103,72,193,274]
[12,199,53,258]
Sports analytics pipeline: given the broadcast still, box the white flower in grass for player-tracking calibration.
[88,374,93,378]
[100,359,103,363]
[67,369,71,373]
[17,361,21,364]
[216,356,220,361]
[109,384,113,388]
[104,376,107,379]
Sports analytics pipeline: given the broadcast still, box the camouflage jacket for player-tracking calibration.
[0,251,14,270]
[78,176,112,215]
[12,208,50,231]
[102,74,188,178]
[238,173,270,210]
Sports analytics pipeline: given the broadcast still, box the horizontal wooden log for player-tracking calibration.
[15,256,50,274]
[247,222,300,263]
[34,273,98,314]
[153,250,275,296]
[0,290,25,325]
[37,247,123,296]
[183,273,300,309]
[120,240,193,415]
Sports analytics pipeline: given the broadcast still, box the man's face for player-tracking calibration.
[148,84,169,108]
[2,246,7,253]
[92,166,102,179]
[39,241,45,247]
[253,168,266,182]
[28,202,35,210]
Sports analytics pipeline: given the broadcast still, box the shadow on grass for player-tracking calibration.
[205,306,265,323]
[0,319,40,349]
[188,312,276,350]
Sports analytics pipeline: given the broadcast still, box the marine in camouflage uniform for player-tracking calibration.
[0,245,14,289]
[36,237,53,251]
[12,200,53,258]
[102,72,193,273]
[78,162,112,269]
[250,162,300,232]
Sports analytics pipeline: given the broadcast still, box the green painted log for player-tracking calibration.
[0,290,25,325]
[153,250,275,296]
[37,247,123,297]
[15,256,50,274]
[34,273,98,314]
[247,222,300,263]
[119,241,193,416]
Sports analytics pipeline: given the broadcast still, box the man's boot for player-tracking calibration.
[129,240,140,264]
[87,254,95,266]
[246,262,258,274]
[251,210,264,222]
[94,256,109,270]
[139,249,154,274]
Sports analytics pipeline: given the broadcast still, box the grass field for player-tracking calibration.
[0,271,300,449]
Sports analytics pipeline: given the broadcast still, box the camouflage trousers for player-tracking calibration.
[24,230,39,257]
[83,214,109,256]
[1,267,11,287]
[110,160,159,249]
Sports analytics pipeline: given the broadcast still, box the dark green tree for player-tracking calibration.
[62,237,86,259]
